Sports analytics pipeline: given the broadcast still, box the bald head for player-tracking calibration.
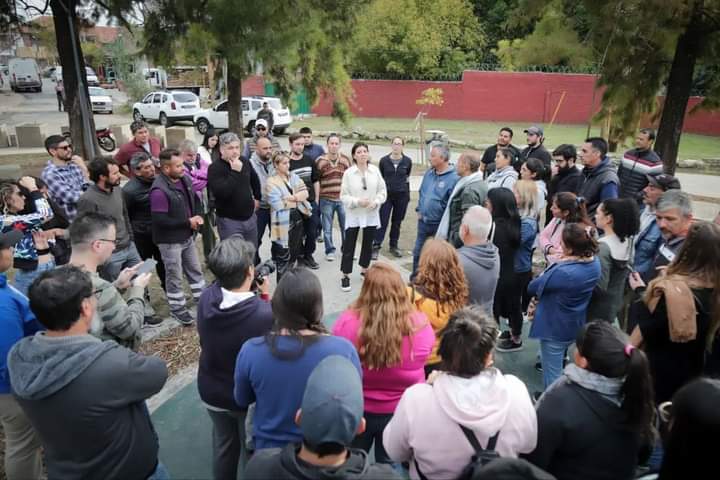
[460,206,493,245]
[255,136,273,162]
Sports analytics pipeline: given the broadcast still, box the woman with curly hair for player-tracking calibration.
[234,268,360,450]
[333,262,434,464]
[409,238,468,376]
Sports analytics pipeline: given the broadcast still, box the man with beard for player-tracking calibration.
[77,157,141,282]
[545,144,583,224]
[150,149,206,326]
[481,127,521,178]
[521,125,552,179]
[41,135,90,221]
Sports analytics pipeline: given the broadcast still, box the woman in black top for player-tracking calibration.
[373,137,412,259]
[486,188,521,338]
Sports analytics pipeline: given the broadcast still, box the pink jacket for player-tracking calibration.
[383,369,537,479]
[538,218,566,265]
[184,154,210,193]
[332,309,434,414]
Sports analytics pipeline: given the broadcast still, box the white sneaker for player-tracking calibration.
[326,253,336,261]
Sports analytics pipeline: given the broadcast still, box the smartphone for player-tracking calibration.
[134,259,157,277]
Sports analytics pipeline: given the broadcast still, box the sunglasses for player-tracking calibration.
[256,126,267,131]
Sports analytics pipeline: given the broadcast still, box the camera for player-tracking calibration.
[252,259,275,289]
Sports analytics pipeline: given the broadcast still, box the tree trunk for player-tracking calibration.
[50,0,98,161]
[206,54,216,103]
[226,63,244,136]
[655,22,702,175]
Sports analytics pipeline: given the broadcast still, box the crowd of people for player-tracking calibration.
[1,121,720,480]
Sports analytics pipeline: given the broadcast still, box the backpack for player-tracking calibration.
[415,425,501,480]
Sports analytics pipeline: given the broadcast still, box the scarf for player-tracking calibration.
[644,274,712,342]
[564,363,624,407]
[435,171,484,240]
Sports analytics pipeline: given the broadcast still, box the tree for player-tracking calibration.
[177,24,220,102]
[143,0,363,134]
[349,0,485,79]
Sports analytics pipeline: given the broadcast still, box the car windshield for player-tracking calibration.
[173,93,197,103]
[265,99,282,109]
[89,87,106,96]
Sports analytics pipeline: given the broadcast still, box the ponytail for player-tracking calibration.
[622,345,655,438]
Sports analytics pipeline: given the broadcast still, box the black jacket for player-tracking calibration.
[207,157,261,221]
[123,176,155,236]
[150,173,199,244]
[244,443,401,479]
[618,148,662,201]
[378,154,412,193]
[196,282,273,410]
[521,144,552,181]
[578,157,619,218]
[524,379,644,480]
[548,167,582,199]
[481,144,521,178]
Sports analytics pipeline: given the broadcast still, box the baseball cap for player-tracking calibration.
[0,230,23,249]
[524,125,544,136]
[647,173,681,191]
[255,119,268,129]
[300,355,363,448]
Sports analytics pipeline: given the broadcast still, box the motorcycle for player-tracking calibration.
[62,128,116,153]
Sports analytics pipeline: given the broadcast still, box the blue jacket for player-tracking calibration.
[528,258,601,342]
[303,143,325,162]
[416,167,459,225]
[633,208,663,277]
[0,274,43,394]
[514,216,538,273]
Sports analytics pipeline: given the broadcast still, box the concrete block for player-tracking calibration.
[165,127,193,149]
[110,124,132,145]
[9,134,17,147]
[0,124,9,148]
[147,125,167,148]
[15,123,49,148]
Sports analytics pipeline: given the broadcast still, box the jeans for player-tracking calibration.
[302,201,320,258]
[207,409,248,480]
[99,243,143,282]
[134,231,167,291]
[412,219,439,275]
[157,237,205,317]
[540,339,574,389]
[342,226,376,275]
[217,214,258,250]
[12,260,55,297]
[147,461,171,480]
[319,199,345,254]
[352,412,393,464]
[375,191,410,248]
[0,394,42,480]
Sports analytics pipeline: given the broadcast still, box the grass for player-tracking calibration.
[293,116,720,161]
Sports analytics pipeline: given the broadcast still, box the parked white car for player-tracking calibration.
[8,58,42,92]
[89,87,113,114]
[193,95,293,135]
[53,66,99,86]
[132,90,201,127]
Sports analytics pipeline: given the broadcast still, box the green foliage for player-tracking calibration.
[472,0,533,64]
[349,0,485,79]
[80,41,103,68]
[495,0,595,69]
[103,36,146,104]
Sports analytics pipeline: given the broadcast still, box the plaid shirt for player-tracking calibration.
[41,160,89,221]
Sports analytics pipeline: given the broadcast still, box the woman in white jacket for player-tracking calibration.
[339,142,387,292]
[383,306,537,479]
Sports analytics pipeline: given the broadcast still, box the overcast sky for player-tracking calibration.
[17,0,143,26]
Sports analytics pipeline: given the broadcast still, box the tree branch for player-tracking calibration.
[17,0,50,16]
[91,0,136,34]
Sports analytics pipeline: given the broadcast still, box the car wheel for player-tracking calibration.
[273,127,286,136]
[196,118,211,134]
[133,109,143,122]
[159,112,171,127]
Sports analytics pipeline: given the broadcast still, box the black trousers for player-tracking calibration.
[351,412,393,464]
[342,226,376,275]
[271,214,304,283]
[134,231,166,291]
[494,271,523,337]
[374,191,410,248]
[302,201,320,258]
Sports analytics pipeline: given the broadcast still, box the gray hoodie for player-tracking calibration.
[458,242,500,314]
[8,333,168,480]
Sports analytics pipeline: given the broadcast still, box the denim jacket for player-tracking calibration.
[416,167,459,225]
[514,216,538,273]
[633,208,663,277]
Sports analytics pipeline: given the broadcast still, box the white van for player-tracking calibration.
[8,58,42,92]
[53,66,100,86]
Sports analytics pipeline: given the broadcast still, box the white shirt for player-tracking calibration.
[340,164,387,228]
[219,288,255,310]
[198,146,214,164]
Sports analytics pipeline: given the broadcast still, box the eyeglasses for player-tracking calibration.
[95,238,118,245]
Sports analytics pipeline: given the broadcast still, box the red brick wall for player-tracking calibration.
[311,71,720,136]
[241,76,265,96]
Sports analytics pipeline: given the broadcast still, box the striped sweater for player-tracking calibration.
[618,148,662,199]
[266,173,311,248]
[88,272,145,351]
[316,154,351,200]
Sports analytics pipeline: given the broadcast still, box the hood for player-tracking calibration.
[280,444,371,479]
[492,167,519,181]
[432,368,511,435]
[7,333,116,400]
[599,234,632,262]
[460,243,499,269]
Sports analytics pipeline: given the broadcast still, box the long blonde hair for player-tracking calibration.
[353,263,416,369]
[514,179,538,218]
[413,239,468,315]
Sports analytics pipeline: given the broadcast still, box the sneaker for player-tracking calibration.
[303,256,320,270]
[325,252,335,262]
[143,315,163,327]
[172,310,195,326]
[389,246,402,258]
[496,337,523,352]
[341,276,351,292]
[535,361,543,373]
[498,330,512,340]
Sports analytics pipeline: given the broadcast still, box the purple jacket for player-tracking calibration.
[184,154,210,193]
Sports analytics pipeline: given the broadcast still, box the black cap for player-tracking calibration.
[646,173,681,191]
[0,230,23,249]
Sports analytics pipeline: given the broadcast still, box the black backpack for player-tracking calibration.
[415,426,500,480]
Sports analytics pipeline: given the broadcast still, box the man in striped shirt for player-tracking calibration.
[315,134,351,261]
